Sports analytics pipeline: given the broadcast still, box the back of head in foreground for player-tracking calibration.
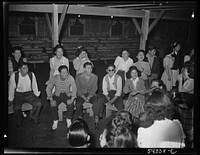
[100,113,138,148]
[67,118,91,148]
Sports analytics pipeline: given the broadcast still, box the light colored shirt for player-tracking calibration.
[102,74,122,96]
[8,72,40,101]
[131,77,139,90]
[50,56,69,76]
[182,78,194,94]
[133,61,151,80]
[137,118,186,148]
[114,56,133,73]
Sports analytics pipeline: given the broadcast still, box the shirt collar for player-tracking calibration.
[131,77,139,82]
[81,72,94,78]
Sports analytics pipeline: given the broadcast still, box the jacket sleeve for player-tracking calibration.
[89,75,98,97]
[70,77,77,97]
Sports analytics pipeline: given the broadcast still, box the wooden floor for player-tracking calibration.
[5,60,115,148]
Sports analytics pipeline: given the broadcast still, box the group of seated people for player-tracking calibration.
[8,43,194,148]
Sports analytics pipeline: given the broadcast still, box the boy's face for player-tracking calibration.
[20,65,29,76]
[107,66,115,77]
[137,52,144,61]
[60,68,68,79]
[85,65,92,75]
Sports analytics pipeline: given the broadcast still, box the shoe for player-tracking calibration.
[52,120,58,130]
[66,118,72,128]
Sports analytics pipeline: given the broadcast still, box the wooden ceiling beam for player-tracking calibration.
[9,4,191,20]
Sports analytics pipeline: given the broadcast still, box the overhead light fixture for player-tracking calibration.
[191,11,194,18]
[78,14,81,18]
[111,16,113,18]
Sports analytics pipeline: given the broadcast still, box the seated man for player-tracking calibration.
[74,62,99,129]
[8,62,42,128]
[46,65,77,130]
[98,64,123,120]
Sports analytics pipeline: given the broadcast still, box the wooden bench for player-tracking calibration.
[8,102,33,114]
[105,102,118,118]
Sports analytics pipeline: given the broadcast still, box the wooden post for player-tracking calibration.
[45,13,52,35]
[35,16,38,38]
[139,10,150,50]
[58,4,68,36]
[52,4,59,47]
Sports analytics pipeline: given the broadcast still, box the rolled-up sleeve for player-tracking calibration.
[32,73,40,97]
[46,76,55,99]
[102,76,108,96]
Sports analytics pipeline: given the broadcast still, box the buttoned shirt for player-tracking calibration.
[114,56,134,73]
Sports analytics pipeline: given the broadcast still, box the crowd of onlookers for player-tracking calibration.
[8,41,195,148]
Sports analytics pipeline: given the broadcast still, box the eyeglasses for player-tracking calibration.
[108,69,114,72]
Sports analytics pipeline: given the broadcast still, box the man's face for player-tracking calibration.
[107,66,115,77]
[60,68,68,79]
[20,65,28,76]
[85,65,92,75]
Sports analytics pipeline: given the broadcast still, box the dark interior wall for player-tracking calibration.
[8,12,194,61]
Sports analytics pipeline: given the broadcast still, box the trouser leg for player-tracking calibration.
[73,96,84,120]
[24,92,42,121]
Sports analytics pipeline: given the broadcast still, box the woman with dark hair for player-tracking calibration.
[133,50,151,89]
[137,88,185,148]
[73,46,91,76]
[67,118,91,148]
[114,48,134,88]
[123,66,146,122]
[99,111,138,148]
[8,46,27,77]
[175,61,194,148]
[46,44,69,85]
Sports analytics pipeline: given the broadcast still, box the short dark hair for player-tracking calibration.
[126,66,141,79]
[106,64,116,70]
[58,65,68,73]
[68,118,90,147]
[19,62,29,69]
[83,62,93,68]
[150,78,167,91]
[12,46,22,53]
[53,44,65,54]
